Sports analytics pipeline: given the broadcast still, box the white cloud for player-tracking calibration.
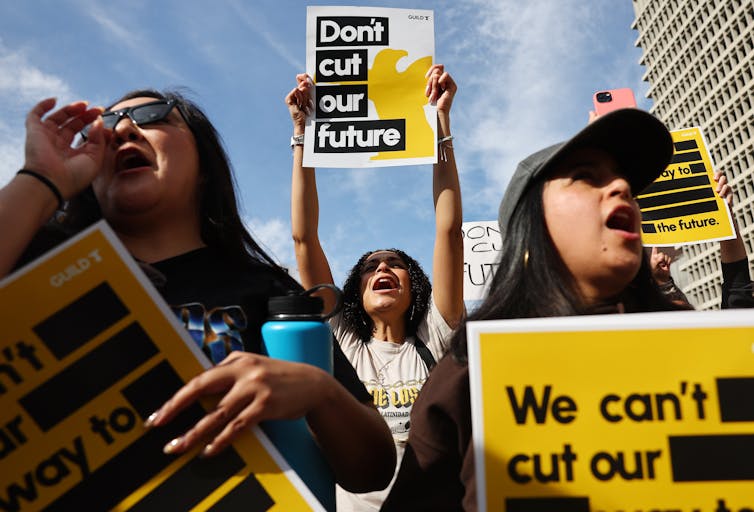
[228,0,305,71]
[442,0,629,216]
[0,121,22,187]
[244,215,299,280]
[78,1,183,82]
[244,214,363,287]
[0,41,76,185]
[0,41,74,107]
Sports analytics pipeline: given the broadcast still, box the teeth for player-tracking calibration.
[374,277,396,290]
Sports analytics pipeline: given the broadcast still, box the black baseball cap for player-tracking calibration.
[497,108,673,239]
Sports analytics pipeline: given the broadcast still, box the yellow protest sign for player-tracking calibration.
[468,311,754,512]
[0,222,322,511]
[638,127,736,246]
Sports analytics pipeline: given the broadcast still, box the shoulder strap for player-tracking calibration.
[413,336,437,371]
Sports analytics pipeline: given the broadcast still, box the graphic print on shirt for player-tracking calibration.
[365,377,426,436]
[171,302,247,364]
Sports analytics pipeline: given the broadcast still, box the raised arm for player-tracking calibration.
[286,75,337,311]
[715,171,754,308]
[427,65,464,328]
[715,171,748,263]
[0,98,105,276]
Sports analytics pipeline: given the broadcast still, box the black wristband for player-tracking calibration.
[17,169,64,211]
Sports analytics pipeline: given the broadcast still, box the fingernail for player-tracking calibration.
[144,411,160,428]
[200,444,215,458]
[163,437,183,454]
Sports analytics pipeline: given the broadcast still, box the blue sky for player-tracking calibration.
[0,0,651,286]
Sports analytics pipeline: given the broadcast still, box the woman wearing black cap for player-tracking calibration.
[381,109,690,511]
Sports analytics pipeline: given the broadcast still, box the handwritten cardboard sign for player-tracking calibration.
[462,221,502,302]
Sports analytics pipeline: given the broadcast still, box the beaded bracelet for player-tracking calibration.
[17,169,64,210]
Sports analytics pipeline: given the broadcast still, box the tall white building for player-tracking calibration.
[631,0,754,309]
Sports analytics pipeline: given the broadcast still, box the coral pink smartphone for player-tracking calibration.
[593,88,637,115]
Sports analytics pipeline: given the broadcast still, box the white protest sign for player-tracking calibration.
[462,221,502,301]
[304,6,436,168]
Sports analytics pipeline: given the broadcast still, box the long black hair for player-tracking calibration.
[341,248,432,342]
[450,179,686,363]
[58,89,295,285]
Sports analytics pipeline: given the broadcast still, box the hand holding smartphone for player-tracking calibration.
[592,88,637,116]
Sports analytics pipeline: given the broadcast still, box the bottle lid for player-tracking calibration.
[267,284,343,320]
[268,293,324,318]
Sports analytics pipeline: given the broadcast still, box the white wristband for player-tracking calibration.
[438,135,454,161]
[290,134,304,148]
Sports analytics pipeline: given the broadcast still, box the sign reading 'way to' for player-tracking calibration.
[0,222,322,511]
[639,127,735,246]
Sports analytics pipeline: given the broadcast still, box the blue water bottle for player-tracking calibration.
[261,284,342,512]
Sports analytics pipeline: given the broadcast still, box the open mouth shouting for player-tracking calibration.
[372,275,399,293]
[606,205,640,241]
[115,147,153,174]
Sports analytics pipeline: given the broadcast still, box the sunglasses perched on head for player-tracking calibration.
[80,99,181,140]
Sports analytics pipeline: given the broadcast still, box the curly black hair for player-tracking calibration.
[341,248,432,342]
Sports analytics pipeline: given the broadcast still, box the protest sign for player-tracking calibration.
[462,221,502,301]
[304,6,436,168]
[468,311,754,512]
[0,222,322,511]
[639,127,736,246]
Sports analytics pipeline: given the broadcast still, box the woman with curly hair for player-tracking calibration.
[286,64,465,511]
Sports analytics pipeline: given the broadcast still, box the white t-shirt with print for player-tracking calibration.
[331,298,453,511]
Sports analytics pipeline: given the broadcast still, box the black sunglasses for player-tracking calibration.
[80,99,181,140]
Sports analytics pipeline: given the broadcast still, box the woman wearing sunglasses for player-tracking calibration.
[1,91,395,494]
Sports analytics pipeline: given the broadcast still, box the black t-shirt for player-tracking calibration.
[149,246,295,357]
[18,227,371,404]
[721,258,754,309]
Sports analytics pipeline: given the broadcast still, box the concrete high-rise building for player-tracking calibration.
[631,0,754,309]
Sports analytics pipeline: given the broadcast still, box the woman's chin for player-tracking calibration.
[366,297,409,316]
